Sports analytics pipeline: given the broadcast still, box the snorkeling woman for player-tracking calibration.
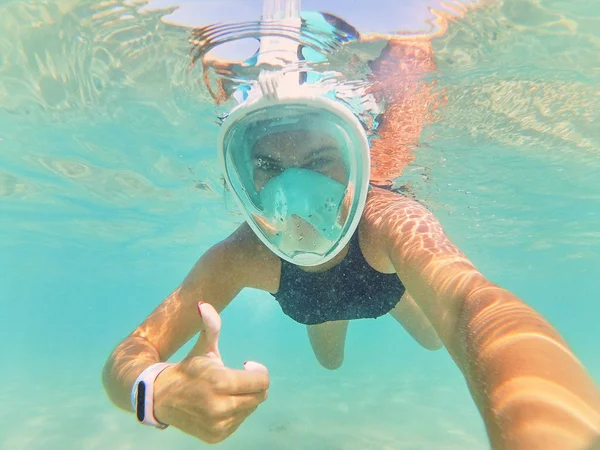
[102,11,600,449]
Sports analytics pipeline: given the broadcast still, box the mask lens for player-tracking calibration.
[220,99,370,266]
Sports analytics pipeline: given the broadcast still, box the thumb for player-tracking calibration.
[243,361,268,373]
[185,302,222,360]
[243,361,269,396]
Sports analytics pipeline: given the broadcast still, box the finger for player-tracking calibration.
[243,361,268,373]
[185,302,222,360]
[223,365,270,395]
[206,410,254,443]
[233,396,263,413]
[209,394,264,421]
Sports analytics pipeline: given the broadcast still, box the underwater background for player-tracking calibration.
[1,0,599,448]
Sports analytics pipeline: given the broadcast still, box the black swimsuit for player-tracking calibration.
[271,231,406,325]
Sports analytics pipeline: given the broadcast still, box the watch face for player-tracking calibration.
[136,381,146,422]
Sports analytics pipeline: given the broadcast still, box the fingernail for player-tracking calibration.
[243,361,247,366]
[197,302,203,317]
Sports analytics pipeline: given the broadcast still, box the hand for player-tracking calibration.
[153,302,269,444]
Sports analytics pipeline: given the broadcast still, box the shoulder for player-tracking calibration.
[176,223,279,313]
[359,187,435,271]
[215,222,281,293]
[363,186,434,226]
[362,186,431,230]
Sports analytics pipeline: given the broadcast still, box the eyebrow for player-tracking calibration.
[301,146,338,163]
[253,145,339,164]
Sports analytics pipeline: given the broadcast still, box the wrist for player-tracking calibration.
[131,362,173,429]
[152,364,177,426]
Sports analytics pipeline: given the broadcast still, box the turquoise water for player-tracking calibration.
[1,0,599,448]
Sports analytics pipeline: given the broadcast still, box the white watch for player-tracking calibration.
[131,363,172,429]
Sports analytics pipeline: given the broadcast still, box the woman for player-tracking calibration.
[102,11,600,449]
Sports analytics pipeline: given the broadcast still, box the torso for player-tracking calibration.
[236,188,406,325]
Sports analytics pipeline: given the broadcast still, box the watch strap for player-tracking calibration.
[131,362,172,429]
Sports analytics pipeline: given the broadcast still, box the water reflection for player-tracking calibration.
[0,0,598,252]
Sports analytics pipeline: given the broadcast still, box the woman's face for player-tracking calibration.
[251,129,348,191]
[249,129,350,257]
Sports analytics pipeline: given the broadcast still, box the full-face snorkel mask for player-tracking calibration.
[217,4,371,267]
[218,86,371,267]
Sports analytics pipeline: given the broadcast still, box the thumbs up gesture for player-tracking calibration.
[153,302,270,443]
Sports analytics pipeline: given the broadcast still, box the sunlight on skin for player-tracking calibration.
[101,5,600,447]
[103,187,600,448]
[103,289,185,411]
[103,183,600,449]
[363,189,485,341]
[103,237,250,411]
[363,187,600,449]
[103,287,267,445]
[102,222,275,419]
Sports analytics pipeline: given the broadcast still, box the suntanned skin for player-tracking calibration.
[104,10,600,448]
[103,186,600,448]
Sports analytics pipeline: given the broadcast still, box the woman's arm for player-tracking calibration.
[102,224,267,411]
[367,189,600,449]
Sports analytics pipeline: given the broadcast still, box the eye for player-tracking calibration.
[306,157,334,169]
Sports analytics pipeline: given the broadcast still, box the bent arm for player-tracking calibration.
[368,190,600,449]
[102,229,252,412]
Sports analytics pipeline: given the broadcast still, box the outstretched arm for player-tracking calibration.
[367,188,600,450]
